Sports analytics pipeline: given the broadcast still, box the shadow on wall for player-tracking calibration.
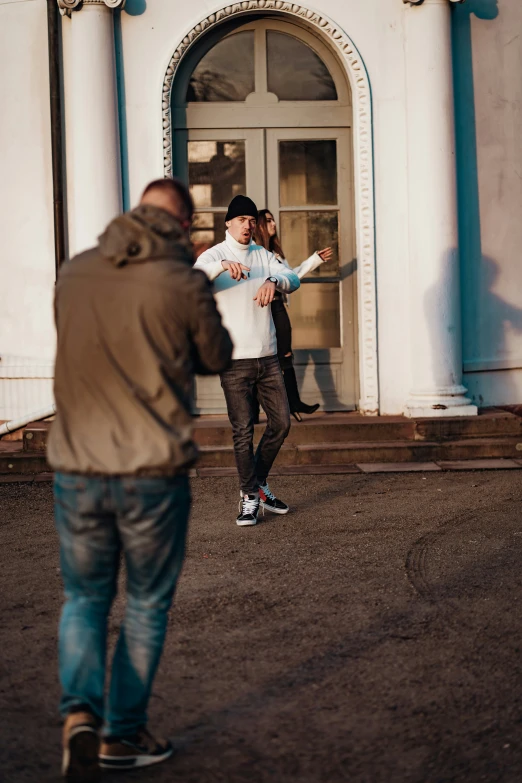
[425,251,522,405]
[295,258,357,411]
[477,257,522,371]
[451,0,510,406]
[467,255,522,406]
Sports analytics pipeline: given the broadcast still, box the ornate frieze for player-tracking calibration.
[58,0,125,16]
[403,0,464,5]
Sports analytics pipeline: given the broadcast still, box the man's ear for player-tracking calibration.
[225,221,231,229]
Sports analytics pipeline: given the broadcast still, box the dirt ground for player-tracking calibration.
[1,470,521,783]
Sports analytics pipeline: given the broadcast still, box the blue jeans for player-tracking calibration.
[54,472,191,737]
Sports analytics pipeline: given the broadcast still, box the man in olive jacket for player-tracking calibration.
[48,179,233,782]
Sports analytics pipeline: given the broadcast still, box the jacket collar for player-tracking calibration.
[98,205,191,267]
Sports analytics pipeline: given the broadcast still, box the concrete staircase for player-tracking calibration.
[1,409,522,477]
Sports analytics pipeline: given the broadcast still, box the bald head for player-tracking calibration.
[140,178,194,230]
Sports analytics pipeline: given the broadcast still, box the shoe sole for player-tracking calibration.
[236,518,258,526]
[63,727,100,782]
[99,745,173,770]
[260,502,289,515]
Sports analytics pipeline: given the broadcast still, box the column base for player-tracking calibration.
[404,387,478,418]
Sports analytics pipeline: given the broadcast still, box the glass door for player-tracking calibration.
[184,127,357,413]
[187,128,265,247]
[185,129,264,413]
[266,128,357,409]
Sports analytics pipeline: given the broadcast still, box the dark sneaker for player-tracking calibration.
[99,727,173,770]
[259,483,289,515]
[236,493,260,526]
[62,711,100,782]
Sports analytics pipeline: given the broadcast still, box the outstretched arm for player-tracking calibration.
[291,248,332,279]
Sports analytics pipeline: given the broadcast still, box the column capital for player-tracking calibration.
[403,0,465,5]
[58,0,125,17]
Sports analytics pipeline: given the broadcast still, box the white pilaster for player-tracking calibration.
[59,0,124,255]
[403,0,477,418]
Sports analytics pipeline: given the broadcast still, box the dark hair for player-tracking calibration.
[255,209,285,258]
[141,177,194,221]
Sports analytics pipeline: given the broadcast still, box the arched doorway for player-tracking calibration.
[167,12,372,414]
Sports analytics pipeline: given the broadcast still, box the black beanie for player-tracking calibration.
[225,194,258,223]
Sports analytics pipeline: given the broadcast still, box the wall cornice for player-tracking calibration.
[403,0,464,5]
[58,0,125,17]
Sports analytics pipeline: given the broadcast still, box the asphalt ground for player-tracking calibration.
[0,471,521,783]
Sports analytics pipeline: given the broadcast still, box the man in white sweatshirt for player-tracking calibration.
[194,195,300,526]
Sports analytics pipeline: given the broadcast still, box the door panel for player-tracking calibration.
[266,127,357,409]
[186,129,265,413]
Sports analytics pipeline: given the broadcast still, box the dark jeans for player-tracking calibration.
[54,472,191,736]
[220,355,290,494]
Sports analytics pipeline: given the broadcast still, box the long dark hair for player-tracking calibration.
[255,209,285,259]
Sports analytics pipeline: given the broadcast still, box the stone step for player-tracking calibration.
[196,436,522,468]
[19,409,522,453]
[0,445,49,474]
[2,436,522,476]
[412,411,522,441]
[192,410,522,447]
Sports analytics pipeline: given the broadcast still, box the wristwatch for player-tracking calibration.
[267,276,278,285]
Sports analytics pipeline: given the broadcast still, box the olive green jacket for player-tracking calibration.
[47,205,233,475]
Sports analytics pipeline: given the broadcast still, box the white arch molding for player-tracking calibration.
[162,0,379,415]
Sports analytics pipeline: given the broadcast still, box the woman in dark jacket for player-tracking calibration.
[255,209,332,421]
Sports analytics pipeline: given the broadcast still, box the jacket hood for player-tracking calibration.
[98,204,192,266]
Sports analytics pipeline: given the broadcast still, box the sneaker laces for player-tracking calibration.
[259,483,276,501]
[240,495,259,515]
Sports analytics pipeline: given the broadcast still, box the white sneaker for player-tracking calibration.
[236,493,260,526]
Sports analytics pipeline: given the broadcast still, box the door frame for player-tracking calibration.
[163,3,379,415]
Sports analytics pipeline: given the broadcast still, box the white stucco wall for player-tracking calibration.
[0,0,55,418]
[1,0,520,421]
[119,0,412,415]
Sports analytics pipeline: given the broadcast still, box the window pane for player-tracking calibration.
[191,212,226,246]
[279,140,337,206]
[267,31,337,101]
[187,32,255,102]
[188,141,246,208]
[290,283,341,349]
[280,211,339,277]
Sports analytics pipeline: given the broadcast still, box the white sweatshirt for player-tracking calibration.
[194,231,300,360]
[276,251,325,280]
[273,252,325,305]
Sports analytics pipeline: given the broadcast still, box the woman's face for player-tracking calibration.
[265,213,277,238]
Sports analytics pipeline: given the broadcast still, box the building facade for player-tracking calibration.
[0,0,519,420]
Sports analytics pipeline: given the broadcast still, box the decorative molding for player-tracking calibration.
[162,1,380,415]
[403,0,464,5]
[58,0,125,16]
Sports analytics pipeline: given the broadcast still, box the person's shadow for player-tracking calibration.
[424,252,522,410]
[463,255,522,406]
[294,258,357,411]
